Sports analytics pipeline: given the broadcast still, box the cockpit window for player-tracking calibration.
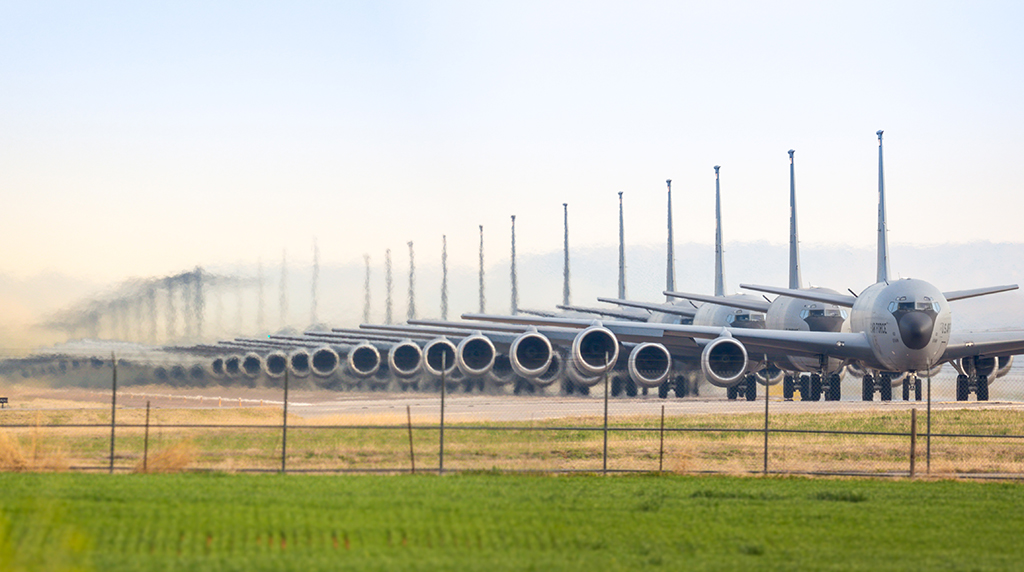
[800,308,846,319]
[726,313,765,324]
[888,300,940,313]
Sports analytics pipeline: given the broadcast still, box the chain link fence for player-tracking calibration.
[1,355,1023,478]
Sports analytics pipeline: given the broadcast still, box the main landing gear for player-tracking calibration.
[783,373,841,401]
[955,374,989,401]
[726,374,758,401]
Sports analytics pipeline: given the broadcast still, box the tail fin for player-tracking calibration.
[618,192,627,299]
[666,179,676,300]
[876,130,891,283]
[714,166,726,297]
[788,150,802,290]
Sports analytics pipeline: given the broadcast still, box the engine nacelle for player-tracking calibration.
[531,350,565,387]
[627,343,672,389]
[264,351,287,378]
[954,356,997,378]
[224,355,243,378]
[510,330,553,378]
[346,342,381,378]
[566,360,603,387]
[241,352,263,379]
[388,340,423,379]
[456,333,496,377]
[424,337,458,377]
[310,346,339,378]
[845,362,866,379]
[754,364,784,386]
[700,336,748,388]
[487,354,516,385]
[571,325,620,376]
[288,349,312,378]
[209,356,226,379]
[997,356,1014,378]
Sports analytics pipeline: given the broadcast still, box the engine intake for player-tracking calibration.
[571,325,620,376]
[388,340,423,378]
[346,343,381,378]
[264,351,287,378]
[310,347,339,378]
[288,349,312,378]
[700,336,748,387]
[627,343,672,388]
[510,330,553,378]
[424,338,458,377]
[242,352,263,379]
[457,333,496,377]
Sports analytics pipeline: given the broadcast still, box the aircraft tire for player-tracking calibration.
[914,378,922,401]
[611,377,623,397]
[862,375,873,401]
[799,375,810,400]
[658,382,669,399]
[956,375,969,401]
[902,380,910,401]
[783,376,794,400]
[727,386,738,400]
[977,375,989,401]
[809,374,822,402]
[625,379,638,397]
[674,376,688,398]
[880,379,892,401]
[745,377,757,401]
[828,373,842,401]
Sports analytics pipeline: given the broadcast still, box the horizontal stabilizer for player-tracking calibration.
[596,297,697,318]
[663,290,770,312]
[943,284,1019,302]
[740,284,857,307]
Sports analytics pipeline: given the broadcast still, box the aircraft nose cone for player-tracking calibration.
[898,311,934,350]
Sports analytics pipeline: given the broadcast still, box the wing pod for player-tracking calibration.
[487,354,516,385]
[264,351,287,379]
[510,329,554,378]
[754,364,784,386]
[224,355,243,378]
[566,361,603,387]
[345,342,381,378]
[627,343,672,388]
[701,334,748,387]
[424,337,458,377]
[997,356,1013,378]
[571,325,620,376]
[188,363,206,382]
[310,346,339,377]
[456,332,496,377]
[531,350,565,387]
[288,348,312,378]
[209,356,226,379]
[388,340,423,378]
[241,352,263,379]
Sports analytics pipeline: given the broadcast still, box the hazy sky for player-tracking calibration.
[3,1,1023,284]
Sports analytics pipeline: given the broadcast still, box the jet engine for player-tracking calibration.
[456,333,496,377]
[509,330,553,378]
[224,355,242,378]
[570,325,620,376]
[487,354,516,385]
[288,349,312,378]
[566,361,603,387]
[209,356,226,379]
[264,351,287,379]
[997,356,1014,378]
[310,347,339,378]
[626,343,672,389]
[424,337,458,377]
[346,342,381,378]
[754,364,784,386]
[531,350,565,387]
[700,336,748,387]
[388,340,423,379]
[241,352,263,379]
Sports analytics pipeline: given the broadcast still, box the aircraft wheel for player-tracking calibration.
[674,376,688,398]
[902,379,911,401]
[879,375,892,401]
[914,378,923,401]
[828,373,842,401]
[783,375,794,400]
[809,374,822,402]
[956,375,969,401]
[745,376,757,401]
[577,384,590,396]
[611,377,623,397]
[862,375,873,401]
[727,386,738,400]
[977,375,989,401]
[563,378,575,395]
[799,375,810,400]
[658,382,669,399]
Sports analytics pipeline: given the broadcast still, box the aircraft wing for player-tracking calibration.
[555,304,650,321]
[663,290,770,312]
[942,284,1019,302]
[595,298,697,318]
[942,330,1024,362]
[459,313,876,363]
[739,284,858,307]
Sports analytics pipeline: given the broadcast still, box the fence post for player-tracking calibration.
[439,352,446,475]
[763,367,770,475]
[281,369,289,473]
[659,405,665,473]
[602,352,609,475]
[109,353,117,474]
[407,405,416,474]
[143,400,151,473]
[910,408,917,478]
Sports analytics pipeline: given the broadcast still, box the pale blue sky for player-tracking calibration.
[2,1,1023,283]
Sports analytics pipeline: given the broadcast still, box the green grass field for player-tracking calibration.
[1,473,1023,571]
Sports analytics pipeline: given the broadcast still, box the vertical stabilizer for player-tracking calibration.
[384,249,393,324]
[407,241,416,321]
[510,215,518,315]
[617,192,627,299]
[310,238,319,327]
[713,166,726,297]
[788,150,802,290]
[666,179,676,300]
[563,203,571,306]
[876,130,891,283]
[478,225,485,313]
